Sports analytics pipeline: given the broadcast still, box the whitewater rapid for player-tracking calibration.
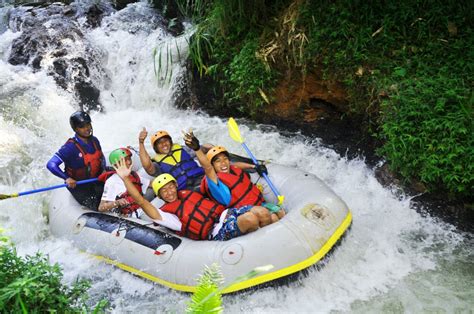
[0,2,472,312]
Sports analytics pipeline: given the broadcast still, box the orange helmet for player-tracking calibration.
[150,130,172,150]
[206,146,229,163]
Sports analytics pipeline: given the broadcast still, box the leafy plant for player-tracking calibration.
[186,264,274,313]
[168,0,286,113]
[0,228,108,313]
[153,39,183,84]
[0,228,9,247]
[224,38,276,112]
[186,264,223,314]
[377,70,473,195]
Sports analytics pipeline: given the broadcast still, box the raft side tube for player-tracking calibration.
[49,162,352,293]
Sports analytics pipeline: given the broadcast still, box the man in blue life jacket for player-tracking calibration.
[46,111,105,210]
[137,127,205,191]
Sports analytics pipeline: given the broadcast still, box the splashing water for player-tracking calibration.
[0,2,472,312]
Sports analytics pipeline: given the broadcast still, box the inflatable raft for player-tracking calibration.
[49,163,352,293]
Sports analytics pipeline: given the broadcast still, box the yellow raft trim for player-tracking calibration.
[92,255,196,292]
[92,210,352,294]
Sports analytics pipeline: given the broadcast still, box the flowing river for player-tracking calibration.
[0,1,472,312]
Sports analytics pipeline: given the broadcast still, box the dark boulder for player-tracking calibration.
[6,2,114,111]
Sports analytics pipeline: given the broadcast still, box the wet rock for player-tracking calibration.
[75,80,100,112]
[374,163,401,188]
[410,180,427,194]
[101,2,181,36]
[82,3,107,28]
[113,0,139,11]
[6,2,113,111]
[146,0,184,35]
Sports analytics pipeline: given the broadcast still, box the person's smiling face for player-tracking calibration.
[155,137,171,154]
[212,153,230,173]
[159,181,178,203]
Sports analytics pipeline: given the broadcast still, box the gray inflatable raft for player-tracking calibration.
[49,163,352,293]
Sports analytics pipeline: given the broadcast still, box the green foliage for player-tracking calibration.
[0,228,9,247]
[173,0,286,114]
[0,229,108,313]
[186,264,223,314]
[185,263,274,313]
[295,0,473,197]
[224,38,276,111]
[378,72,473,195]
[153,39,183,84]
[301,0,474,197]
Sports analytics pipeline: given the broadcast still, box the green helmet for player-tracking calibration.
[109,148,132,165]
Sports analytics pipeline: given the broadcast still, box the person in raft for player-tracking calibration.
[46,111,105,210]
[97,148,152,218]
[112,157,276,241]
[137,128,205,191]
[183,130,285,223]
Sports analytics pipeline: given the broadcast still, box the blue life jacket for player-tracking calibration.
[152,144,204,190]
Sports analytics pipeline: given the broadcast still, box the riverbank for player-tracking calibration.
[181,67,473,233]
[173,0,473,233]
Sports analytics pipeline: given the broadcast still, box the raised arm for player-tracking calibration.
[113,157,162,220]
[138,127,157,176]
[183,130,219,184]
[232,161,255,170]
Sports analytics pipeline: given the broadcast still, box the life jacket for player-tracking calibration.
[100,170,143,215]
[160,190,225,240]
[152,144,204,190]
[201,165,264,208]
[65,137,104,180]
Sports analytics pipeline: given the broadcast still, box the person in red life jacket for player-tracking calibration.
[98,148,152,218]
[137,128,205,191]
[46,111,105,210]
[183,130,285,223]
[112,157,273,241]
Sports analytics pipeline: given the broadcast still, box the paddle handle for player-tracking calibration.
[17,178,99,197]
[241,143,282,201]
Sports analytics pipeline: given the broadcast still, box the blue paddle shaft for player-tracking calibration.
[241,143,281,198]
[18,178,99,197]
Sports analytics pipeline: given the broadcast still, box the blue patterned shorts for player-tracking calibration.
[213,205,253,241]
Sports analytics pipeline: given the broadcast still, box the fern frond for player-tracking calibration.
[186,264,223,314]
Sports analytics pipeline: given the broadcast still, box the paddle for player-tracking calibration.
[227,117,284,206]
[0,178,99,201]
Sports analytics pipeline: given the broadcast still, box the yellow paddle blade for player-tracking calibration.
[277,195,285,206]
[228,118,244,143]
[0,193,18,201]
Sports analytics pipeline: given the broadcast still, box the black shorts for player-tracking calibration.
[67,181,104,210]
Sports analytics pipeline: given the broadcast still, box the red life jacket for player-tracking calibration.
[65,137,104,180]
[160,190,225,240]
[100,170,143,215]
[200,165,264,208]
